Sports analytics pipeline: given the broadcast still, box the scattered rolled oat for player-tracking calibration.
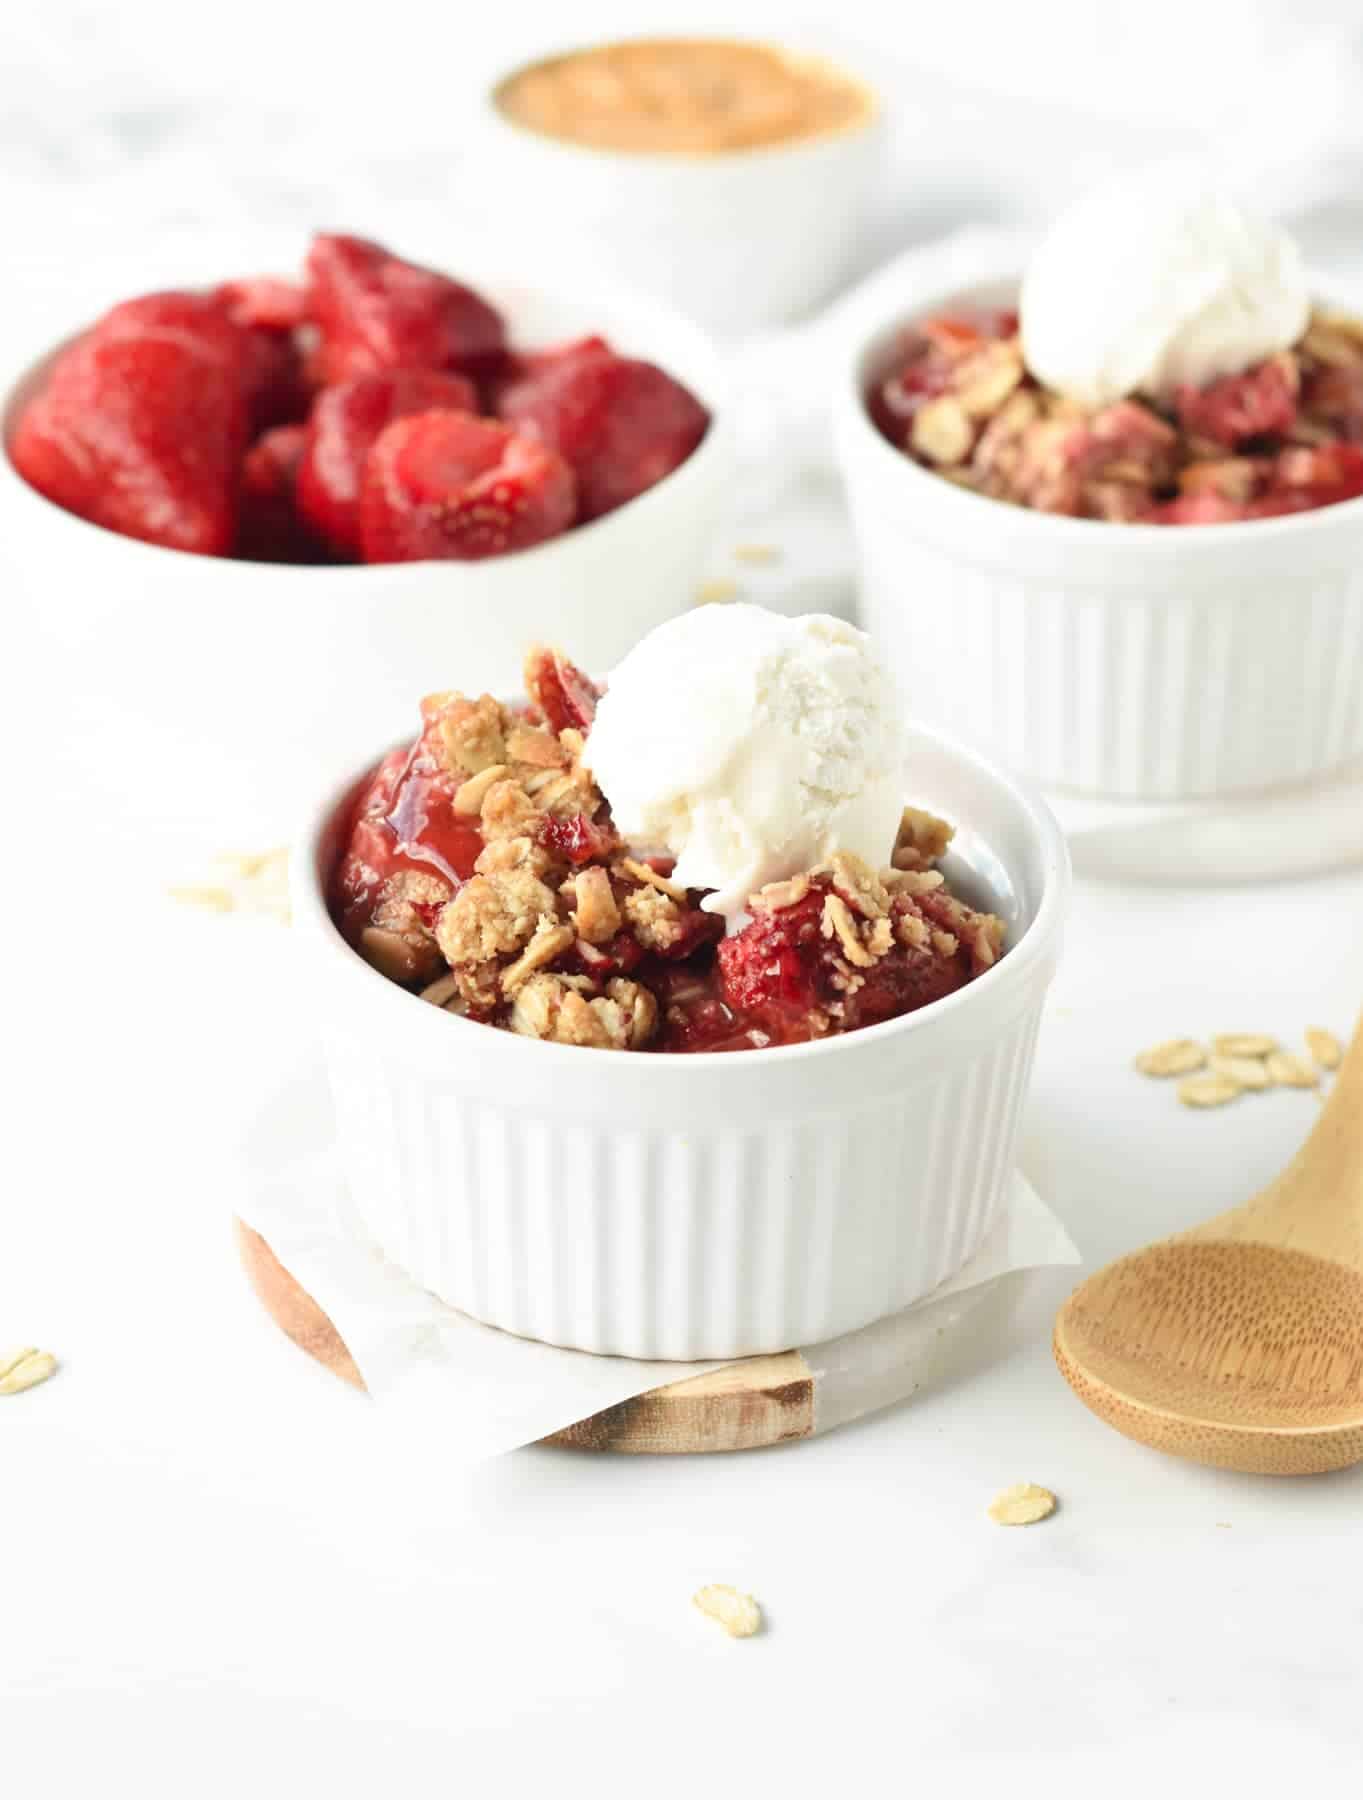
[1208,1053,1272,1092]
[1305,1027,1343,1071]
[694,577,740,605]
[1134,1039,1206,1078]
[1265,1050,1319,1090]
[1177,1073,1241,1109]
[1211,1033,1277,1059]
[169,847,291,924]
[0,1347,58,1396]
[167,884,235,913]
[731,543,781,564]
[988,1483,1057,1526]
[693,1584,762,1638]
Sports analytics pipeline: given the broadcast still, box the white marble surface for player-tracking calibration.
[4,3,1363,1791]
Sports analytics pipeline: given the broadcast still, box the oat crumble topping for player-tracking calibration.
[328,645,1007,1052]
[871,305,1363,523]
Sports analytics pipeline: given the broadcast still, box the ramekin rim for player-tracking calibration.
[290,717,1071,1073]
[835,262,1363,552]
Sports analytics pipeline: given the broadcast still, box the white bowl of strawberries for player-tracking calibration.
[0,233,729,833]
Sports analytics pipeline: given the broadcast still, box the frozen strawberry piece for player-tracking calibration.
[296,369,479,557]
[95,290,247,360]
[238,328,310,433]
[11,329,247,554]
[498,349,709,520]
[359,410,575,563]
[305,233,506,386]
[215,284,314,431]
[237,424,320,563]
[1173,356,1298,449]
[524,646,601,733]
[98,286,305,433]
[482,335,612,411]
[214,277,308,332]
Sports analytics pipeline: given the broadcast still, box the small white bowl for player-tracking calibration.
[834,271,1363,803]
[291,718,1069,1362]
[0,267,730,835]
[475,43,885,336]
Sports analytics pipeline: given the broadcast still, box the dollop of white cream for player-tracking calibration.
[584,605,905,925]
[1020,168,1310,409]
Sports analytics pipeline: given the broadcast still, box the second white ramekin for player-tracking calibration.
[291,720,1069,1362]
[834,273,1363,802]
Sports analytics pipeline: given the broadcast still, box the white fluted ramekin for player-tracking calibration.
[0,264,728,837]
[834,273,1363,802]
[291,720,1068,1361]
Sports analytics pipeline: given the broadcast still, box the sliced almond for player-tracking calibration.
[1208,1054,1272,1092]
[693,1584,762,1639]
[0,1348,58,1396]
[1178,1073,1241,1109]
[988,1483,1057,1526]
[1305,1026,1343,1071]
[1265,1050,1319,1090]
[1211,1033,1277,1059]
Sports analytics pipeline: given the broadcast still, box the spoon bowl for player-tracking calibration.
[1055,1017,1363,1475]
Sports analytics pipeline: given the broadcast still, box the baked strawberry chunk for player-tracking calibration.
[1173,355,1298,449]
[360,411,575,562]
[296,369,479,557]
[524,644,601,733]
[305,233,506,386]
[715,870,989,1045]
[237,424,316,563]
[498,345,709,520]
[11,318,248,554]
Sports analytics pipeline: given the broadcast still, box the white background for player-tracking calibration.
[4,2,1363,1792]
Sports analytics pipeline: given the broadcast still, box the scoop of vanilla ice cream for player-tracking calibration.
[1020,167,1310,409]
[585,606,905,923]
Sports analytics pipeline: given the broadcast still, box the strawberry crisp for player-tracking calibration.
[869,305,1363,523]
[330,646,1005,1053]
[9,233,709,563]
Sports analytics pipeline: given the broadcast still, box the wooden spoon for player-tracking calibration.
[1054,1016,1363,1475]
